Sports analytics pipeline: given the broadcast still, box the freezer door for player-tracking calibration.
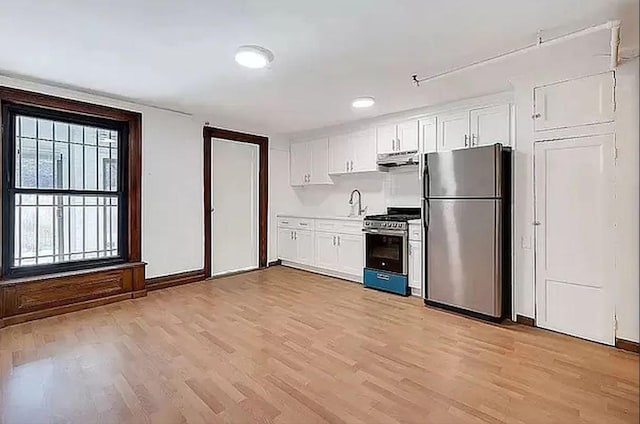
[426,144,502,198]
[426,198,502,317]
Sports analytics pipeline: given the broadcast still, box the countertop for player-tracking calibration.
[277,213,365,221]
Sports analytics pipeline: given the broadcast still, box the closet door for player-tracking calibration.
[534,134,615,345]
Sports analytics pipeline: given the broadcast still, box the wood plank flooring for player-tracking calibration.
[1,266,637,424]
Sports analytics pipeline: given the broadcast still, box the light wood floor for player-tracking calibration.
[0,266,637,424]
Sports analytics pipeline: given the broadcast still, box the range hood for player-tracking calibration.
[377,150,419,170]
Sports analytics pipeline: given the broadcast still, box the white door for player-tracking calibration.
[289,141,309,186]
[295,230,314,265]
[397,120,419,151]
[534,134,615,345]
[336,234,363,276]
[376,124,397,154]
[309,138,332,184]
[438,110,470,151]
[351,128,377,172]
[278,228,295,261]
[533,72,615,132]
[419,117,438,153]
[408,241,422,294]
[469,104,511,147]
[212,138,259,275]
[315,232,339,271]
[329,134,350,174]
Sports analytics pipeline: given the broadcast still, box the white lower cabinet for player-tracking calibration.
[277,227,314,265]
[315,232,339,270]
[408,240,422,296]
[336,234,364,276]
[277,228,295,261]
[295,230,314,265]
[278,216,363,281]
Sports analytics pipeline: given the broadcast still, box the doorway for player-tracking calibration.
[203,127,268,278]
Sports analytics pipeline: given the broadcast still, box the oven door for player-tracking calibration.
[364,229,407,275]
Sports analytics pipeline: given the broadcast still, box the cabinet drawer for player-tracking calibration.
[409,225,422,241]
[315,219,363,235]
[277,217,314,230]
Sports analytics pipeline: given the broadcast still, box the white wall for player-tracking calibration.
[0,76,205,279]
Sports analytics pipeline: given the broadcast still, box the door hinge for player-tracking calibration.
[614,315,618,332]
[614,146,619,161]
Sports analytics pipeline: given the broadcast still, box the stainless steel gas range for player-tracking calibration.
[362,207,420,296]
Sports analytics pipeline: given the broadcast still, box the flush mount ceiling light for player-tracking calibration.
[351,96,375,108]
[235,45,274,69]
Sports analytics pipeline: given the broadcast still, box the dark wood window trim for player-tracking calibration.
[203,126,268,277]
[0,86,145,327]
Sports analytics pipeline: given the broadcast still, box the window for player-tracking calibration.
[2,104,128,277]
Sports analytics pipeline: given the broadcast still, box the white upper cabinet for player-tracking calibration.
[329,128,376,175]
[329,133,350,174]
[438,110,470,152]
[290,142,310,186]
[533,72,615,132]
[396,120,419,151]
[376,120,419,154]
[469,104,511,147]
[290,138,332,186]
[351,128,377,173]
[376,124,397,154]
[419,117,437,153]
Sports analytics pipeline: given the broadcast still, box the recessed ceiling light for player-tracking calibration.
[352,96,375,108]
[235,45,274,69]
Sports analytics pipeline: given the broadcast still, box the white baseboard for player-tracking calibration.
[280,261,362,284]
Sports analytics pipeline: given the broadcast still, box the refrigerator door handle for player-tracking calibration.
[422,199,430,229]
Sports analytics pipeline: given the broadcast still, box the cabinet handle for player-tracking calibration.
[345,161,348,172]
[350,161,354,172]
[290,231,293,240]
[397,138,401,151]
[337,236,341,246]
[294,231,297,240]
[299,222,308,226]
[332,236,336,246]
[392,139,395,151]
[471,134,477,146]
[532,113,541,119]
[464,134,469,147]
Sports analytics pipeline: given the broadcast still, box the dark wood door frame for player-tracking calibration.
[203,126,268,277]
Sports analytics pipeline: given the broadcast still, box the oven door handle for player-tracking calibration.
[362,229,407,237]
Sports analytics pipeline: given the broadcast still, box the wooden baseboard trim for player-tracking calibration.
[516,315,535,327]
[268,260,282,267]
[146,269,206,291]
[131,289,147,299]
[615,338,639,353]
[2,293,132,327]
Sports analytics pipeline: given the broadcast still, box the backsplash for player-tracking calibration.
[288,168,421,216]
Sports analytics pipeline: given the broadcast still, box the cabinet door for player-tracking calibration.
[438,110,470,151]
[533,72,615,132]
[329,134,350,174]
[469,104,511,147]
[278,228,295,261]
[408,241,422,293]
[397,120,419,151]
[337,234,363,276]
[290,142,310,186]
[419,117,437,153]
[309,138,332,184]
[295,230,314,265]
[315,232,339,271]
[351,128,377,172]
[376,123,397,154]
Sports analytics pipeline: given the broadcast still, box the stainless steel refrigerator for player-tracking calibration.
[421,144,510,321]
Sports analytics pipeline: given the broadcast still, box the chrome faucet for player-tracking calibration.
[349,189,366,217]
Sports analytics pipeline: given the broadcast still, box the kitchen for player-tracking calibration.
[273,22,638,348]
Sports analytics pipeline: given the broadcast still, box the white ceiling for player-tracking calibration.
[0,0,637,134]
